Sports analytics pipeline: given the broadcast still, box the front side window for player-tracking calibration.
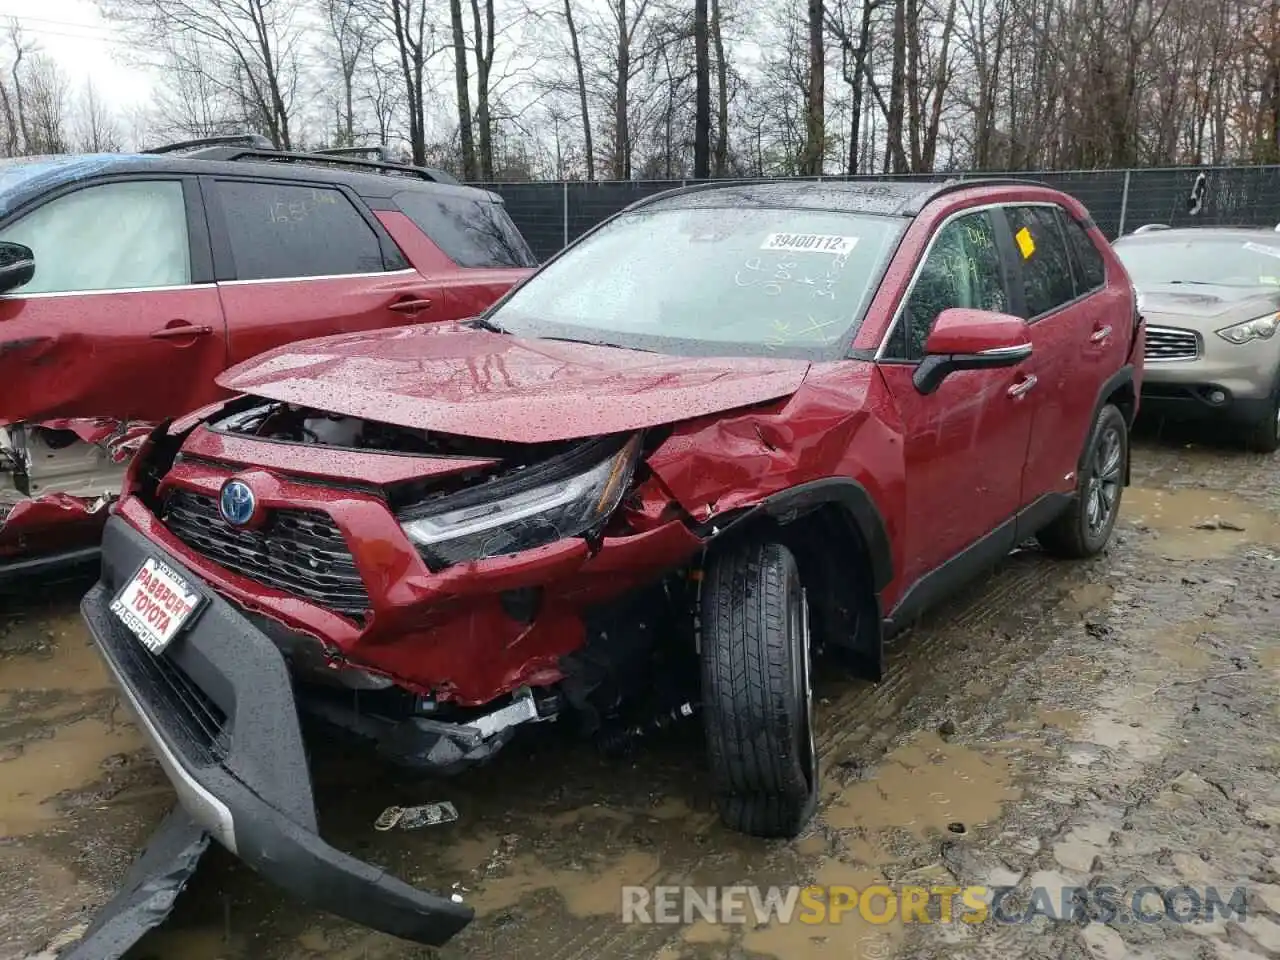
[887,210,1007,360]
[213,181,385,281]
[1005,205,1076,317]
[394,191,536,268]
[487,205,905,360]
[0,179,190,294]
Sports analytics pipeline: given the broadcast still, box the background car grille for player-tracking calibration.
[1144,324,1200,362]
[163,489,369,621]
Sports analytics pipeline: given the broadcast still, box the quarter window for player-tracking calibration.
[393,191,536,268]
[1061,213,1107,293]
[1005,206,1076,317]
[888,210,1008,360]
[0,180,191,294]
[213,181,386,281]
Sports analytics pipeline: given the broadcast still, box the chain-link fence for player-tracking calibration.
[473,165,1280,262]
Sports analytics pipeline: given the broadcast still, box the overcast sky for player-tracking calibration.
[5,0,156,111]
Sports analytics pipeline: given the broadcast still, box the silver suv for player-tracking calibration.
[1113,225,1280,452]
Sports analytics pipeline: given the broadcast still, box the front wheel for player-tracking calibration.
[1037,403,1129,559]
[1243,391,1280,454]
[700,540,818,838]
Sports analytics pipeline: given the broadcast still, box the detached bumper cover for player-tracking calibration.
[76,515,473,954]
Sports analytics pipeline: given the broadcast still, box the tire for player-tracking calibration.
[700,539,818,838]
[1243,391,1280,454]
[1037,403,1129,559]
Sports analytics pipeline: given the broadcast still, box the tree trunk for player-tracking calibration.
[450,0,476,178]
[803,0,825,175]
[613,0,630,179]
[711,0,729,175]
[885,0,906,173]
[564,0,595,180]
[470,0,494,179]
[694,0,711,178]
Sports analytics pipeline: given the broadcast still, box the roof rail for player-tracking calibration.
[313,145,398,163]
[1132,223,1171,234]
[144,133,276,154]
[213,148,460,185]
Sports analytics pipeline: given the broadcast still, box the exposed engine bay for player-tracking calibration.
[212,400,580,462]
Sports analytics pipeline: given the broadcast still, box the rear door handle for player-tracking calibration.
[150,324,213,339]
[1090,324,1113,343]
[389,298,433,314]
[1007,374,1038,399]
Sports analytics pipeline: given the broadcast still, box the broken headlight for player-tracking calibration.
[400,435,641,568]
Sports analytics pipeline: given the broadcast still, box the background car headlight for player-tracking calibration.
[1216,313,1279,344]
[400,435,641,568]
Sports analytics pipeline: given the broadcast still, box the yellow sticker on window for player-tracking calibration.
[1015,226,1036,259]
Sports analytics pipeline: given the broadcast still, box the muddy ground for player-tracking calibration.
[2,421,1280,960]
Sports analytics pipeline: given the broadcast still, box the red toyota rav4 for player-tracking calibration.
[76,178,1143,951]
[0,137,534,579]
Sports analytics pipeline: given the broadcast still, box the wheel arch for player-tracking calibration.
[1091,365,1137,485]
[699,478,891,680]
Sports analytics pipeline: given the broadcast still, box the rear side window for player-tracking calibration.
[1061,214,1107,293]
[1004,206,1076,318]
[393,191,536,268]
[213,181,385,281]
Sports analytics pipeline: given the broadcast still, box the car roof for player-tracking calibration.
[1116,225,1280,244]
[626,176,1055,218]
[0,150,502,221]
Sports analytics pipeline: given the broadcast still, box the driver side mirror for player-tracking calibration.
[913,307,1032,395]
[0,241,34,295]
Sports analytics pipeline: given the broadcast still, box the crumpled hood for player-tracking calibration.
[1138,283,1280,326]
[216,323,811,443]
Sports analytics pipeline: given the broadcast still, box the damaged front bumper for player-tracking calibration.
[74,515,474,956]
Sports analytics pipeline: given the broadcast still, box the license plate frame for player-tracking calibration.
[109,557,207,655]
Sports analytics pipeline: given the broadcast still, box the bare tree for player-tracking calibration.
[323,0,376,146]
[75,81,121,152]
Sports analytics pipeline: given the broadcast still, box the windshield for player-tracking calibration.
[487,206,905,359]
[1115,236,1280,289]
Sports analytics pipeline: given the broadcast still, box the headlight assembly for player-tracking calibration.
[400,435,641,568]
[1216,313,1279,345]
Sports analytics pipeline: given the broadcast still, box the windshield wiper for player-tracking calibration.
[466,316,506,333]
[536,335,656,353]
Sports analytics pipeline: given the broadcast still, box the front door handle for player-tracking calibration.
[1090,324,1113,343]
[1007,374,1038,399]
[389,298,433,314]
[150,323,213,339]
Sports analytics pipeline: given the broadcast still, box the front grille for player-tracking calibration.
[163,490,369,621]
[101,620,228,765]
[1144,324,1200,362]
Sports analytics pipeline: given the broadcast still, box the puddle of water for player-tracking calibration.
[1036,709,1083,730]
[825,731,1018,834]
[547,805,634,828]
[0,716,143,837]
[0,616,110,702]
[1061,582,1114,616]
[127,926,244,959]
[682,918,732,944]
[1123,488,1280,559]
[740,859,900,960]
[466,849,662,917]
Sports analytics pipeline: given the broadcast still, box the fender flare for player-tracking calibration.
[705,477,894,593]
[1087,364,1137,484]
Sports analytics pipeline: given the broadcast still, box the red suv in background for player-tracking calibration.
[75,178,1143,953]
[0,136,535,577]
